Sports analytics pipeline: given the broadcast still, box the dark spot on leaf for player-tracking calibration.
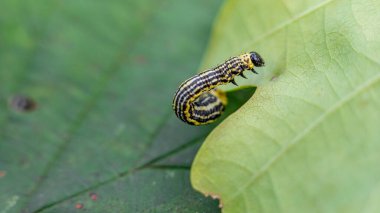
[0,171,6,178]
[75,203,84,209]
[8,95,37,112]
[89,192,98,201]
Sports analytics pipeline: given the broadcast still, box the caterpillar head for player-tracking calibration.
[250,52,265,67]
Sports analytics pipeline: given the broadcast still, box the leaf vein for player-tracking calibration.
[242,0,336,50]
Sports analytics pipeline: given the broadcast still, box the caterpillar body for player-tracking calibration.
[172,51,265,125]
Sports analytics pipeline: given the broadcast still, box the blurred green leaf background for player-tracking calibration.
[0,0,236,212]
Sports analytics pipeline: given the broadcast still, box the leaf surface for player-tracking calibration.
[191,0,380,212]
[0,0,226,212]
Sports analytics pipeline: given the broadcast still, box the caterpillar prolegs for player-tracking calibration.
[172,52,265,125]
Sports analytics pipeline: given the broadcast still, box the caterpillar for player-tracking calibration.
[172,51,265,125]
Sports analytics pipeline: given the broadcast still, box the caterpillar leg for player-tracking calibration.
[251,69,258,74]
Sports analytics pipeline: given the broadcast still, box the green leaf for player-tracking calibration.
[191,0,380,212]
[0,0,228,212]
[29,88,255,212]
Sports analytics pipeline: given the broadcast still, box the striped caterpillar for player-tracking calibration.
[172,52,265,125]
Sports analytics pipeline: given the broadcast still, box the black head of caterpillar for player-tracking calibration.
[172,51,265,125]
[250,51,265,67]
